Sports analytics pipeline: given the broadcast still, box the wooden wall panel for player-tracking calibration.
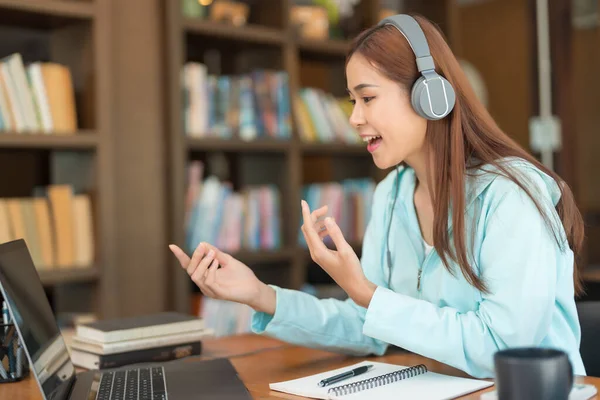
[573,27,600,211]
[110,0,168,316]
[456,0,532,151]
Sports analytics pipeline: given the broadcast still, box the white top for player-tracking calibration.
[424,240,434,256]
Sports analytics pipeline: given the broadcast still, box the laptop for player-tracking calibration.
[0,239,252,400]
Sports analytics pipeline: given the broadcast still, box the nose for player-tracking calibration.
[349,104,365,128]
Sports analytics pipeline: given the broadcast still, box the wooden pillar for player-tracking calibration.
[548,0,577,196]
[110,0,168,316]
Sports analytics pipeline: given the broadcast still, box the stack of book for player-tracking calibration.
[69,312,213,370]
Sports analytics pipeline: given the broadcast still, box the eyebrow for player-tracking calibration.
[347,83,379,93]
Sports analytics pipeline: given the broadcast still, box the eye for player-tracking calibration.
[348,98,356,105]
[363,96,375,104]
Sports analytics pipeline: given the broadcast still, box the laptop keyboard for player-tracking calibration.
[95,366,167,400]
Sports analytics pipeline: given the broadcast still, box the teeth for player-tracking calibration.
[362,135,382,143]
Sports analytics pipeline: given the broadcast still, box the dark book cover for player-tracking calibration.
[83,341,202,369]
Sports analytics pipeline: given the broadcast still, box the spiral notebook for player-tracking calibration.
[269,361,494,400]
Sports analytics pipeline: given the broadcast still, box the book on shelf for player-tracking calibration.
[75,312,205,343]
[184,160,282,254]
[0,184,94,270]
[299,178,375,247]
[0,53,78,134]
[294,87,360,144]
[70,341,203,370]
[182,62,291,141]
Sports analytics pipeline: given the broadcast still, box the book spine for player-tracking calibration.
[96,341,202,369]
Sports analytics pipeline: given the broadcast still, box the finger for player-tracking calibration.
[214,249,231,268]
[311,204,329,224]
[301,200,328,257]
[190,249,215,281]
[197,279,216,298]
[315,220,326,233]
[318,228,329,240]
[200,259,219,297]
[199,242,231,268]
[324,217,350,253]
[187,243,207,275]
[204,259,220,294]
[314,220,329,240]
[169,244,190,268]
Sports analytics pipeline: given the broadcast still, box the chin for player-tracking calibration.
[372,154,399,170]
[371,148,404,170]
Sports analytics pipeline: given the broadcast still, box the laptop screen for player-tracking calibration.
[0,239,75,400]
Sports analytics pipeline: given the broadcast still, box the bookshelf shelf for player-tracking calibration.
[300,142,367,155]
[183,19,286,46]
[0,132,98,149]
[0,0,95,16]
[187,137,291,153]
[297,38,351,57]
[39,266,100,286]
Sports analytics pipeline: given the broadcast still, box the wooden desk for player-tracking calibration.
[2,333,599,399]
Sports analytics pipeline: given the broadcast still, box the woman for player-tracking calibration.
[169,14,586,379]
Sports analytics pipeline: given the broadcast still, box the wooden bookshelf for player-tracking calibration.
[0,0,116,319]
[0,0,95,18]
[296,38,350,57]
[166,0,463,314]
[183,19,286,46]
[0,132,98,149]
[187,137,291,153]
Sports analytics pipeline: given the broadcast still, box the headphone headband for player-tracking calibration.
[378,15,435,73]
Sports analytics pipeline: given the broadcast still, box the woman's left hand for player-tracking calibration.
[300,200,377,308]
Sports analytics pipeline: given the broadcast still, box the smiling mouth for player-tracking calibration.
[362,135,382,145]
[362,135,383,153]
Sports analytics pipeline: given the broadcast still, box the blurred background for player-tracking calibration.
[0,0,597,337]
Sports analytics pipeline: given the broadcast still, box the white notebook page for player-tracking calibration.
[269,360,494,400]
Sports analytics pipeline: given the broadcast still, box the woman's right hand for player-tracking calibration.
[169,242,276,315]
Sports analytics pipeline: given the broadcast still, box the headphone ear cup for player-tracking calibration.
[435,76,456,118]
[411,74,456,120]
[410,76,428,119]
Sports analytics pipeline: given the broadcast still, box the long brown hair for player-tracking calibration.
[347,14,585,295]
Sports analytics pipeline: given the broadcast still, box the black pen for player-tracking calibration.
[318,365,374,387]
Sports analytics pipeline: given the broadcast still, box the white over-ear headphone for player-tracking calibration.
[378,14,456,120]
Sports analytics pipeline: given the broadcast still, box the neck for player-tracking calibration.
[406,149,431,196]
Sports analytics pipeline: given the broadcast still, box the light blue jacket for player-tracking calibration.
[251,158,586,378]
